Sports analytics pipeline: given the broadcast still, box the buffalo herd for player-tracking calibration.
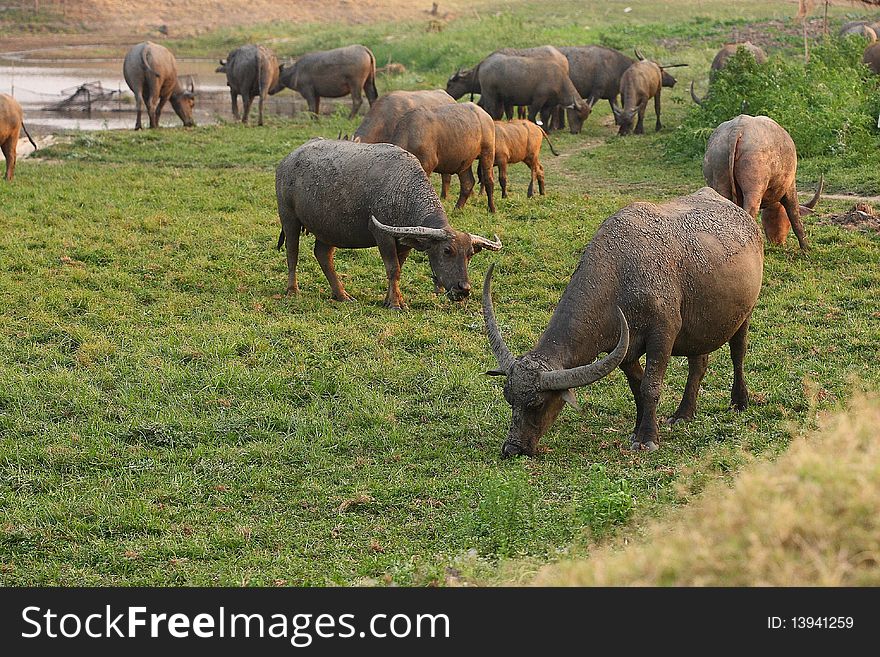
[4,23,875,458]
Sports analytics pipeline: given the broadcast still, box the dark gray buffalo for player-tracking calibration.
[123,41,195,130]
[557,46,635,115]
[476,52,592,133]
[614,49,684,135]
[270,44,378,118]
[690,42,768,105]
[483,187,764,456]
[703,114,821,250]
[216,44,280,125]
[275,139,501,309]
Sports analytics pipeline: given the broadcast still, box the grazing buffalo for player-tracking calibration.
[483,187,764,456]
[477,52,592,134]
[702,114,821,250]
[276,139,501,309]
[0,93,37,181]
[390,102,497,213]
[354,89,454,143]
[478,120,559,198]
[557,46,635,116]
[863,42,880,74]
[270,44,378,118]
[123,41,195,129]
[216,44,280,125]
[690,43,768,105]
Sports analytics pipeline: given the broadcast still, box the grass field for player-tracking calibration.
[1,0,879,585]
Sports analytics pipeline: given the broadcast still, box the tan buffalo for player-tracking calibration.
[479,120,559,198]
[1,93,37,181]
[123,41,196,129]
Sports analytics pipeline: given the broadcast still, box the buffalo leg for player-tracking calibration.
[134,92,144,130]
[654,92,662,132]
[633,331,676,450]
[635,102,647,135]
[478,151,496,213]
[314,240,353,302]
[257,92,266,126]
[2,136,16,181]
[155,96,167,124]
[668,354,709,424]
[499,161,509,199]
[278,205,300,295]
[376,238,405,309]
[780,191,809,251]
[536,158,545,195]
[620,359,645,442]
[454,167,476,210]
[350,86,363,118]
[729,315,751,411]
[241,95,254,124]
[440,173,451,199]
[230,90,240,121]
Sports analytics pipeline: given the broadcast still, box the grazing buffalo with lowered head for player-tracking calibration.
[270,44,378,118]
[1,93,37,181]
[557,46,635,117]
[483,187,764,456]
[123,41,195,129]
[703,114,821,251]
[478,120,559,198]
[477,52,592,134]
[690,43,768,105]
[863,42,880,74]
[276,138,501,309]
[390,101,497,213]
[839,21,878,42]
[614,49,685,134]
[216,44,280,125]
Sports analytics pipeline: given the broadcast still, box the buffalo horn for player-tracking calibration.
[471,234,503,251]
[634,48,646,61]
[537,307,630,391]
[370,215,447,241]
[659,63,688,68]
[799,175,824,213]
[482,263,515,373]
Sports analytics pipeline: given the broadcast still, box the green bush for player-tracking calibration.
[669,38,880,160]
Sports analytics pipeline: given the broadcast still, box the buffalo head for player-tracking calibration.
[564,98,593,134]
[445,67,475,100]
[483,264,629,457]
[171,78,196,127]
[371,216,501,302]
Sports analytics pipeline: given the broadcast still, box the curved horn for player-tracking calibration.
[537,307,630,391]
[634,48,646,61]
[689,81,705,106]
[482,263,515,373]
[471,233,502,252]
[188,76,195,93]
[370,215,447,241]
[659,63,688,68]
[801,174,824,210]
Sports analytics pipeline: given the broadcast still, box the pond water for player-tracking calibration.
[0,45,300,135]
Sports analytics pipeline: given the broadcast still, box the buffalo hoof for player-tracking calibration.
[664,415,691,426]
[501,442,524,458]
[630,440,659,452]
[333,293,355,303]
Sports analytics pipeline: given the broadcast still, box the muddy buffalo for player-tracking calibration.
[839,21,878,42]
[557,46,635,116]
[691,43,768,105]
[216,44,280,125]
[390,102,497,213]
[275,138,501,309]
[484,187,764,456]
[703,114,821,250]
[0,94,37,182]
[353,89,454,143]
[270,44,378,118]
[123,41,195,130]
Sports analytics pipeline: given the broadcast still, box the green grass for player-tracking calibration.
[2,0,880,585]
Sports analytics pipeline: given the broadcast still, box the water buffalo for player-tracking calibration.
[446,47,570,126]
[839,21,878,42]
[477,52,592,134]
[690,43,768,105]
[390,102,497,213]
[613,50,684,135]
[557,46,635,116]
[123,41,195,130]
[216,44,280,125]
[703,114,821,251]
[0,93,37,182]
[483,187,764,456]
[275,138,501,309]
[864,42,880,74]
[270,44,378,118]
[478,120,559,198]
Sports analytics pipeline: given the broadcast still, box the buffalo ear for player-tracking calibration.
[561,389,582,412]
[486,369,508,377]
